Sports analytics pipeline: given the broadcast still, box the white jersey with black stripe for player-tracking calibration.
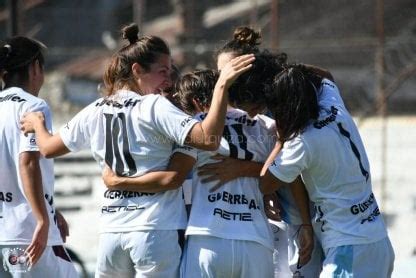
[268,79,387,250]
[59,90,198,233]
[184,108,276,250]
[0,87,62,245]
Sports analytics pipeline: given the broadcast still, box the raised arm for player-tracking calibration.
[20,112,70,158]
[103,152,196,193]
[184,54,255,150]
[19,151,49,266]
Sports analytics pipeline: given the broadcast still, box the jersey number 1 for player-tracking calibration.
[104,113,137,176]
[337,123,369,181]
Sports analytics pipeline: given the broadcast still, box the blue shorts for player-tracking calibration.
[320,237,394,278]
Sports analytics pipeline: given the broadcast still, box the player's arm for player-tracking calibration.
[290,177,314,267]
[55,210,69,243]
[263,192,282,221]
[184,54,255,151]
[103,152,196,193]
[20,112,70,158]
[19,151,49,266]
[290,177,312,225]
[260,142,284,193]
[260,142,314,266]
[262,168,314,266]
[197,155,263,192]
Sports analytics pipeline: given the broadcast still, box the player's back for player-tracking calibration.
[0,87,26,185]
[0,87,43,206]
[59,90,197,232]
[186,109,276,250]
[0,87,61,245]
[300,79,387,249]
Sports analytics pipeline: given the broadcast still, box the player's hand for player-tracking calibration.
[55,210,69,243]
[102,165,123,188]
[20,112,45,136]
[25,220,49,267]
[297,224,314,267]
[198,155,240,192]
[263,193,282,221]
[217,54,255,90]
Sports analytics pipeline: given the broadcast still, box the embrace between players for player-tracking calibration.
[1,23,394,278]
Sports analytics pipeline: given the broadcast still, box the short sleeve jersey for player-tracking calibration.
[59,90,198,232]
[0,87,62,245]
[268,79,387,250]
[183,109,276,250]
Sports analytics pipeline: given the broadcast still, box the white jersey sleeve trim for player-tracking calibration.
[172,144,198,160]
[178,119,198,146]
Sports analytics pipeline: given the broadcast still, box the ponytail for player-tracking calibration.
[103,23,170,96]
[0,36,45,89]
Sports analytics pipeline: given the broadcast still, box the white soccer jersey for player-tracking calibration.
[0,87,62,245]
[59,90,198,233]
[183,109,276,250]
[268,79,387,250]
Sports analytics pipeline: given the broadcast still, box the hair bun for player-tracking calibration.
[122,23,140,44]
[233,26,261,46]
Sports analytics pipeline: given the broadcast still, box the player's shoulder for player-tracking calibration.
[141,93,164,104]
[225,108,258,127]
[3,87,50,111]
[255,114,275,130]
[321,78,337,89]
[135,93,178,113]
[1,87,42,104]
[93,90,142,107]
[320,78,341,97]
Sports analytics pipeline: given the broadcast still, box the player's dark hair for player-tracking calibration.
[162,64,181,107]
[215,26,288,114]
[216,26,288,62]
[103,23,171,96]
[163,64,180,96]
[0,36,45,88]
[216,26,262,59]
[268,64,322,142]
[228,51,284,109]
[176,69,219,115]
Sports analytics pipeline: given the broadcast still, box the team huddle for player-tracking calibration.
[0,23,394,278]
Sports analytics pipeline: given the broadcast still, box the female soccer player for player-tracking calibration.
[0,37,77,277]
[20,23,254,278]
[261,64,395,277]
[176,66,277,278]
[100,53,290,277]
[205,26,321,277]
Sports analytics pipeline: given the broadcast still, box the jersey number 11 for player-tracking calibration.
[104,113,137,176]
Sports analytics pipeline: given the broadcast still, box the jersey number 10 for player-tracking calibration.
[104,113,137,176]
